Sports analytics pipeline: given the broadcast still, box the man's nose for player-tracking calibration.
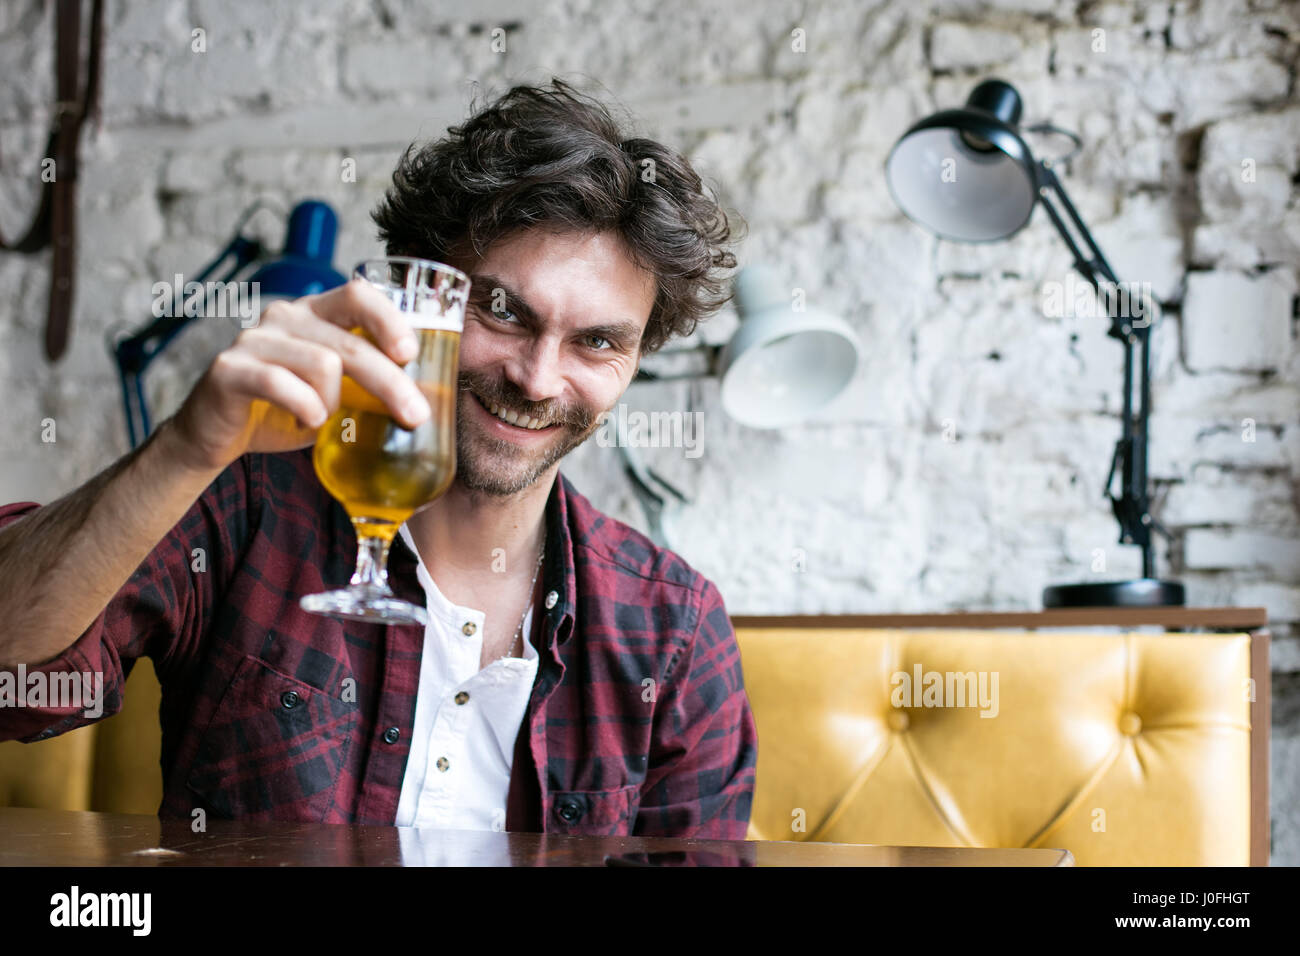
[505,334,564,404]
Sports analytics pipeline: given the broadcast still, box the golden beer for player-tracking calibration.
[299,256,469,627]
[313,327,459,538]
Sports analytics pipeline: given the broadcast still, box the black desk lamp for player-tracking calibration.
[884,79,1184,608]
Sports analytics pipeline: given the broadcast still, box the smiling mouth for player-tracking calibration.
[471,390,560,431]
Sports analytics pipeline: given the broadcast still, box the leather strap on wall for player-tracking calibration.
[0,0,104,361]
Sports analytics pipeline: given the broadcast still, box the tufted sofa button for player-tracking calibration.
[887,709,910,732]
[1118,712,1142,736]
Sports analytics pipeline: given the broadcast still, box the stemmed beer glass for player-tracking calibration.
[299,257,469,626]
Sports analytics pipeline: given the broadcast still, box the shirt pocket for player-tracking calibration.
[186,654,358,822]
[547,783,641,836]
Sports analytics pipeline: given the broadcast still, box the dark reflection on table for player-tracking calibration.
[603,850,752,867]
[0,808,1074,867]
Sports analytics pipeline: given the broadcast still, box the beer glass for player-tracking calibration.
[299,257,469,626]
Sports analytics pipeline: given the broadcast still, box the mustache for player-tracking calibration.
[458,376,592,428]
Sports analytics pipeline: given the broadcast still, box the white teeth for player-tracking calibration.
[482,394,550,430]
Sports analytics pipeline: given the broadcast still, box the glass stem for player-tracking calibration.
[349,527,395,594]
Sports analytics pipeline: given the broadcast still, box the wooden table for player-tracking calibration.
[0,807,1072,866]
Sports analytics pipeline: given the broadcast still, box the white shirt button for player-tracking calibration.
[545,590,558,609]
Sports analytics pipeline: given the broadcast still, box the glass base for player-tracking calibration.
[299,586,429,626]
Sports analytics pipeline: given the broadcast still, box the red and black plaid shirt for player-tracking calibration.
[0,445,757,838]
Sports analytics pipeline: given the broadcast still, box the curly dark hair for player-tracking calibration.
[371,78,741,355]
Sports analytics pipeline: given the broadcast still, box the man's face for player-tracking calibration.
[444,228,656,497]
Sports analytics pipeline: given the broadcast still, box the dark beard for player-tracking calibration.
[452,372,603,497]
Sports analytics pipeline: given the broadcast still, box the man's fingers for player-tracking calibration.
[254,312,430,428]
[302,278,419,364]
[210,349,330,430]
[235,328,343,416]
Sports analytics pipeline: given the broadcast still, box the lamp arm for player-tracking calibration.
[1033,161,1161,579]
[111,233,264,447]
[632,343,721,383]
[1033,163,1120,294]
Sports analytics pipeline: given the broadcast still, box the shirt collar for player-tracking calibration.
[385,470,577,649]
[543,471,577,646]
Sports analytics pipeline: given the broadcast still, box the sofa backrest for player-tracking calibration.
[0,656,163,814]
[733,625,1268,866]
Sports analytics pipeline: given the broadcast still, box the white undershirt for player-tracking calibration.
[393,521,540,832]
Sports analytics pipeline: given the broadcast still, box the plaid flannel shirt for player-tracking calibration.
[0,445,757,838]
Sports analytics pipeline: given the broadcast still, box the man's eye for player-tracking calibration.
[585,335,611,350]
[482,303,518,323]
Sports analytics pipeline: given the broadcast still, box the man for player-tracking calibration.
[0,79,757,839]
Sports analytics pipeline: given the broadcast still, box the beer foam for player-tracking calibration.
[375,281,466,331]
[410,297,465,332]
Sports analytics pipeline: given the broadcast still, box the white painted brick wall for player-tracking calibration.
[929,22,1029,70]
[1182,270,1296,372]
[1185,528,1300,577]
[0,0,1297,860]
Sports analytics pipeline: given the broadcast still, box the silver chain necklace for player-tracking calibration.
[494,528,546,663]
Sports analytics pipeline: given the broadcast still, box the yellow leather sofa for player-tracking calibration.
[0,657,163,815]
[735,615,1270,866]
[0,614,1271,866]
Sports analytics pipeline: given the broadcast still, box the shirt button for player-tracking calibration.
[383,727,401,744]
[556,798,584,823]
[436,756,449,772]
[545,590,558,609]
[280,691,301,710]
[462,621,477,636]
[454,691,469,705]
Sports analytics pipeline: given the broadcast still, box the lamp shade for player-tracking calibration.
[718,265,861,429]
[247,199,347,295]
[884,79,1040,242]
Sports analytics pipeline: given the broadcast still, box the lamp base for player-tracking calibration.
[1042,579,1186,608]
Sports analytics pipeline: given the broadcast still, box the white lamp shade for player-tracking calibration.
[718,266,861,429]
[885,126,1038,242]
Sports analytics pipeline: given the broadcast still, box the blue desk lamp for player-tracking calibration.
[111,199,347,448]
